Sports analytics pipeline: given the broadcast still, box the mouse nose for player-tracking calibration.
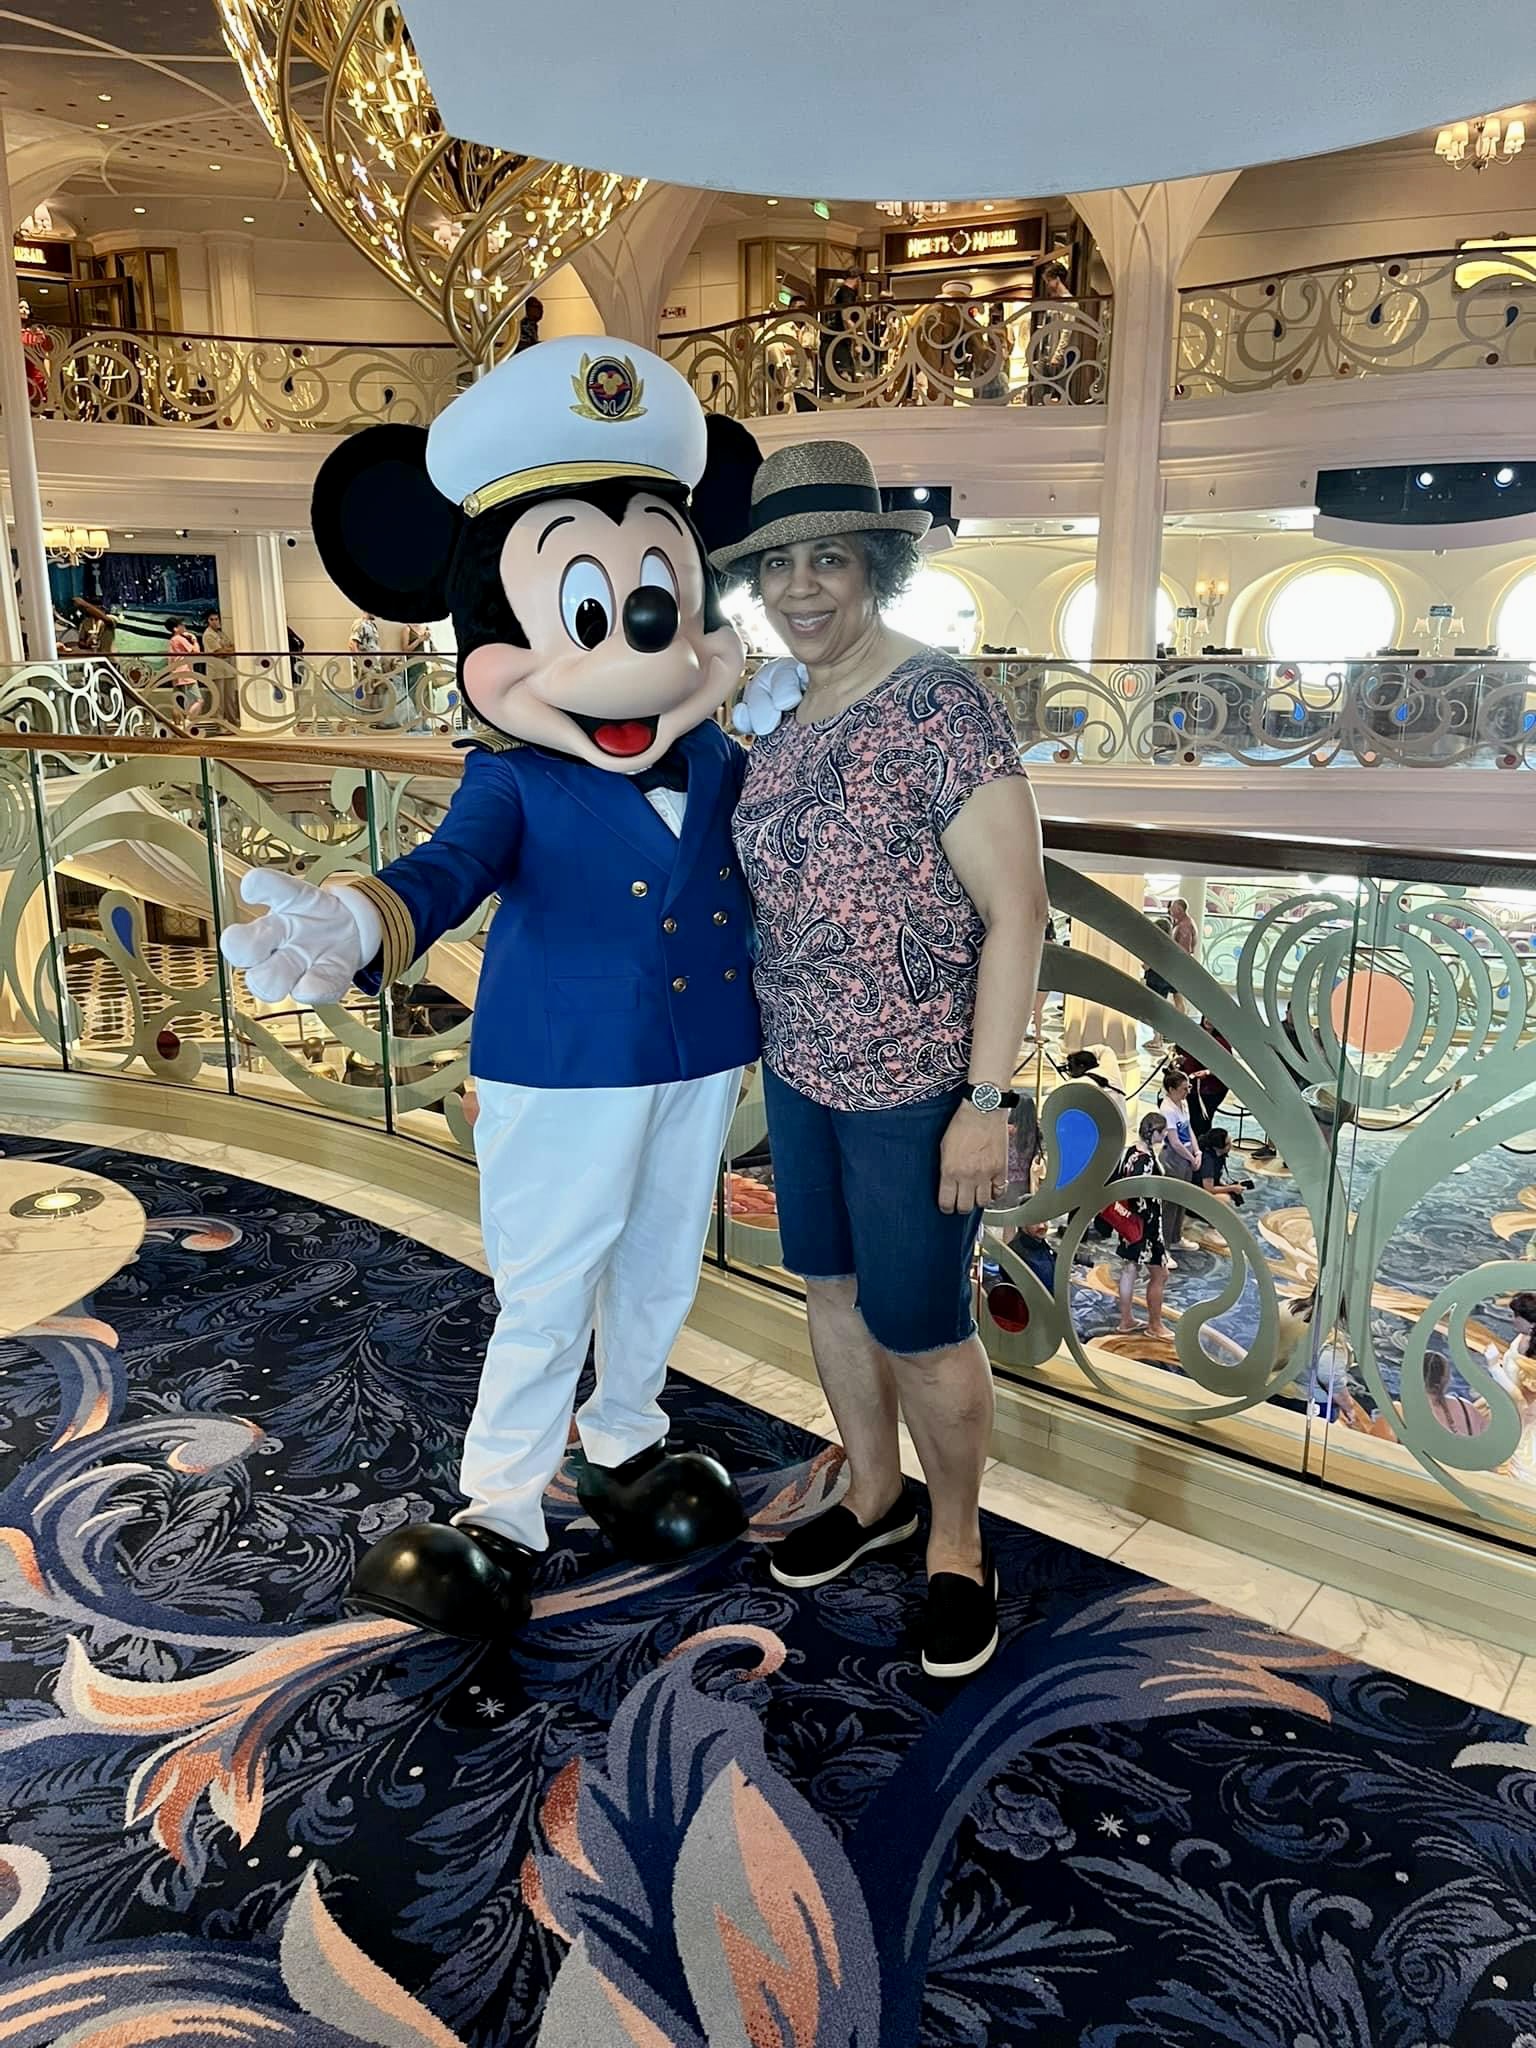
[623,585,678,653]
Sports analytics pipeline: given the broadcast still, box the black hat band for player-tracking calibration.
[749,480,884,530]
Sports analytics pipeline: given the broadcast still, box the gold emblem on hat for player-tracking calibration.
[571,353,647,423]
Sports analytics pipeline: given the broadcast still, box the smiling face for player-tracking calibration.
[460,490,742,773]
[756,533,879,667]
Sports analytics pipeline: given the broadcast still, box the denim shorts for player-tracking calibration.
[762,1065,982,1356]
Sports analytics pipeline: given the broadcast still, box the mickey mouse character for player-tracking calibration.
[222,336,763,1638]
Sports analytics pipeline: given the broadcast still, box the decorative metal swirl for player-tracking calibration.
[4,735,1536,1541]
[1176,246,1536,397]
[24,323,464,433]
[215,0,644,365]
[983,862,1536,1539]
[9,653,1536,769]
[662,296,1111,416]
[972,655,1536,770]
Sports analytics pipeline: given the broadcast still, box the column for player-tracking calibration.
[1068,178,1236,660]
[570,184,716,346]
[221,533,289,727]
[202,231,259,338]
[1060,873,1148,1065]
[0,104,57,661]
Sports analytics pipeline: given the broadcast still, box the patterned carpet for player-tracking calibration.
[3,1136,1536,2048]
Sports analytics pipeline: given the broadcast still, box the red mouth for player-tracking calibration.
[572,712,659,759]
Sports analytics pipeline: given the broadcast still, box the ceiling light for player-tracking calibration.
[912,486,930,502]
[134,205,146,213]
[96,121,110,129]
[1436,113,1525,172]
[243,214,255,223]
[982,202,996,212]
[1416,469,1436,487]
[209,162,222,171]
[98,92,112,102]
[1497,465,1518,486]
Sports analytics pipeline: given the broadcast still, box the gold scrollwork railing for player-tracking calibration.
[7,653,1536,769]
[975,655,1536,770]
[662,296,1112,416]
[0,653,467,753]
[1176,245,1536,396]
[22,323,465,433]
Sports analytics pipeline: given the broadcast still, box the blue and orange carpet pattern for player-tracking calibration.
[2,1136,1536,2046]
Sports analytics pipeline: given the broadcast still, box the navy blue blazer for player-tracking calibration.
[362,720,761,1088]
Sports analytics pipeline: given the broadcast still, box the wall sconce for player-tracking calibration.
[1194,575,1229,626]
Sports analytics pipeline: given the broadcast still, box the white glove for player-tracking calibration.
[221,869,383,1005]
[731,657,807,736]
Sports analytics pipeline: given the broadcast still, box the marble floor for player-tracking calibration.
[2,1106,1530,1719]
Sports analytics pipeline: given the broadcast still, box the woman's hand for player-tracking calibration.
[939,1100,1009,1215]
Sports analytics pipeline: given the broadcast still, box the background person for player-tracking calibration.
[1115,1111,1170,1339]
[719,439,1047,1681]
[1157,1066,1202,1248]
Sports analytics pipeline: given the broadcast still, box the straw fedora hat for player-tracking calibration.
[708,440,931,572]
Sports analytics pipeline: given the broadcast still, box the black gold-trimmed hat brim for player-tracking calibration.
[709,504,931,572]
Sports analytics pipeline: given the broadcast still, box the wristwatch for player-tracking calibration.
[966,1083,1020,1115]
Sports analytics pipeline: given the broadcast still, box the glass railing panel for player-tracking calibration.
[1306,861,1536,1546]
[362,763,476,1159]
[979,860,1376,1483]
[0,745,67,1075]
[19,739,233,1094]
[202,749,395,1132]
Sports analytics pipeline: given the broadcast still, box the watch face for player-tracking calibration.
[970,1083,1003,1114]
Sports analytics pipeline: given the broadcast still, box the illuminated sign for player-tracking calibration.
[884,212,1048,272]
[13,238,72,275]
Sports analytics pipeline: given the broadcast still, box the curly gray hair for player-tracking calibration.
[730,528,923,609]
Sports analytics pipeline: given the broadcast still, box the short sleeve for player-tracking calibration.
[915,664,1025,836]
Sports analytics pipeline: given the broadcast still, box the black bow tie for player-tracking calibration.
[633,747,689,796]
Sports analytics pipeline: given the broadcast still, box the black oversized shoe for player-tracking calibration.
[348,1521,533,1639]
[574,1438,747,1561]
[768,1487,919,1589]
[919,1547,1000,1680]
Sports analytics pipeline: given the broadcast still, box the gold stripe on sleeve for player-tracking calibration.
[338,874,417,984]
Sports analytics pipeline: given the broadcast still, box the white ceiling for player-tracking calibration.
[402,0,1536,199]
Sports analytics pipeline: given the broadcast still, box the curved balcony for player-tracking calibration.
[7,650,1534,773]
[3,725,1536,1647]
[661,296,1112,416]
[21,321,463,433]
[1176,245,1536,398]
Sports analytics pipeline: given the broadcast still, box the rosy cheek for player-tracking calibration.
[462,642,538,716]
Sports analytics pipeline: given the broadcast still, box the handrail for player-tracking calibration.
[5,726,1535,885]
[660,291,1112,345]
[25,318,459,353]
[1177,243,1528,297]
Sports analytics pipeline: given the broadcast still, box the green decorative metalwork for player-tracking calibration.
[997,860,1536,1528]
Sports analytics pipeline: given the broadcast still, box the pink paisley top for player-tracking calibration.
[733,650,1025,1111]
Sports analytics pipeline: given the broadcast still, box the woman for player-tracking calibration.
[1115,1111,1170,1339]
[1156,1067,1202,1248]
[718,440,1047,1681]
[1421,1340,1489,1440]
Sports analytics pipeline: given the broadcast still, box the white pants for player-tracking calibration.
[452,1068,741,1550]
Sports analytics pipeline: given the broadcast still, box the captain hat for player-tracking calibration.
[426,334,708,520]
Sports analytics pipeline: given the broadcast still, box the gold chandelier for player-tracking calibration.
[215,0,646,365]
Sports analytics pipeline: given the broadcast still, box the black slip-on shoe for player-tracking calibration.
[768,1489,920,1589]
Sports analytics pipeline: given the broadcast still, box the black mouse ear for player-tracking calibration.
[311,423,460,623]
[690,415,763,560]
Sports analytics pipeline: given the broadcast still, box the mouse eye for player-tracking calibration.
[559,558,614,649]
[639,549,679,602]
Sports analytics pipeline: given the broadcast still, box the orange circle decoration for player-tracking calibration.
[1329,968,1415,1054]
